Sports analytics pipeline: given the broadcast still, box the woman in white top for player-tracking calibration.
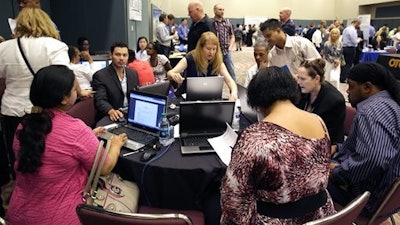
[0,8,91,181]
[135,36,149,61]
[146,42,172,82]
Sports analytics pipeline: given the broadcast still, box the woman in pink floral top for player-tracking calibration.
[7,65,127,225]
[220,67,335,225]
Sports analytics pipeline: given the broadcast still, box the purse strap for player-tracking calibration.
[91,140,111,194]
[82,140,111,201]
[17,38,36,76]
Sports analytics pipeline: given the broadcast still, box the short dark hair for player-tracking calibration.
[128,49,135,63]
[159,13,167,22]
[247,66,300,109]
[68,45,78,61]
[260,18,282,32]
[77,36,89,51]
[110,42,128,53]
[167,14,175,20]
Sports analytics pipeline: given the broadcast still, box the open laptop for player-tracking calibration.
[237,84,257,127]
[100,91,167,151]
[186,76,224,101]
[137,81,170,97]
[80,60,108,72]
[179,100,234,154]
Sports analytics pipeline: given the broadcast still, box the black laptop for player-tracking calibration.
[179,100,235,154]
[137,81,170,97]
[100,91,167,151]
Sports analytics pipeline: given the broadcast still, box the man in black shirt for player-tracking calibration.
[187,1,216,52]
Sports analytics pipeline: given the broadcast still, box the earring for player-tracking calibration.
[61,100,67,105]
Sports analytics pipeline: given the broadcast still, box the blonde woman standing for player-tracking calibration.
[321,28,343,88]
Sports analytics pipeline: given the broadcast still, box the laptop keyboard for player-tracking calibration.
[182,136,214,147]
[111,126,157,146]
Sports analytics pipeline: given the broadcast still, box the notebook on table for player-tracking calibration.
[179,100,235,154]
[100,91,167,151]
[186,76,224,101]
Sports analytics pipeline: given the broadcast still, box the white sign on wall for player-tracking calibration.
[129,0,142,21]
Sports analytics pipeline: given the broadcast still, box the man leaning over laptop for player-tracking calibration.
[92,42,139,122]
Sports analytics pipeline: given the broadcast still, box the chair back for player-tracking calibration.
[67,97,96,128]
[304,191,370,225]
[76,204,194,225]
[363,177,400,225]
[344,105,356,136]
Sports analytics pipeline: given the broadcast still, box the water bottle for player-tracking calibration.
[159,113,174,146]
[232,99,241,131]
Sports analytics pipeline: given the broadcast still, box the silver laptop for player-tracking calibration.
[100,91,167,151]
[186,76,224,101]
[179,100,234,154]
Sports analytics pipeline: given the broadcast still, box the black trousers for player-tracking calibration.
[1,115,23,181]
[340,47,356,82]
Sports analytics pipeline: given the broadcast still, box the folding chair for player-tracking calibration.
[304,191,370,225]
[344,105,356,136]
[355,178,400,225]
[76,204,204,225]
[66,97,96,128]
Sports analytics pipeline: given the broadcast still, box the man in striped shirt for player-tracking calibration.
[328,62,400,217]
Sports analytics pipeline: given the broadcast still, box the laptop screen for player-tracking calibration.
[127,91,166,132]
[179,101,234,135]
[80,60,107,72]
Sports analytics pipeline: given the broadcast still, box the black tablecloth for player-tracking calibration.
[97,117,227,210]
[377,54,400,80]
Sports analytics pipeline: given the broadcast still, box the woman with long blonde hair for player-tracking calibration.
[0,8,91,191]
[167,31,237,100]
[321,27,343,88]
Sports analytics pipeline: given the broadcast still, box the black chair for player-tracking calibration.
[66,97,96,128]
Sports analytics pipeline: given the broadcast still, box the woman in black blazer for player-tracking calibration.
[296,58,346,155]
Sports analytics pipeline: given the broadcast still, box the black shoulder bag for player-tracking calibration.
[17,38,35,76]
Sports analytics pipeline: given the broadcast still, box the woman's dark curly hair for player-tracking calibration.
[247,66,300,110]
[16,65,75,174]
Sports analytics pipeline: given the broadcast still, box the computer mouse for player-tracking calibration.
[117,117,125,123]
[140,150,157,162]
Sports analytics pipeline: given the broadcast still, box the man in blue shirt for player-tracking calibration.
[340,19,361,83]
[328,62,400,217]
[279,7,296,36]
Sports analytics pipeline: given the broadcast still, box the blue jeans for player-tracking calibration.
[223,52,236,81]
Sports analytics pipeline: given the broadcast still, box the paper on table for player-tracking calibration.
[207,123,238,166]
[8,18,16,35]
[173,124,180,138]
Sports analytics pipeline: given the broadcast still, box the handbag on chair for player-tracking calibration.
[82,140,140,213]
